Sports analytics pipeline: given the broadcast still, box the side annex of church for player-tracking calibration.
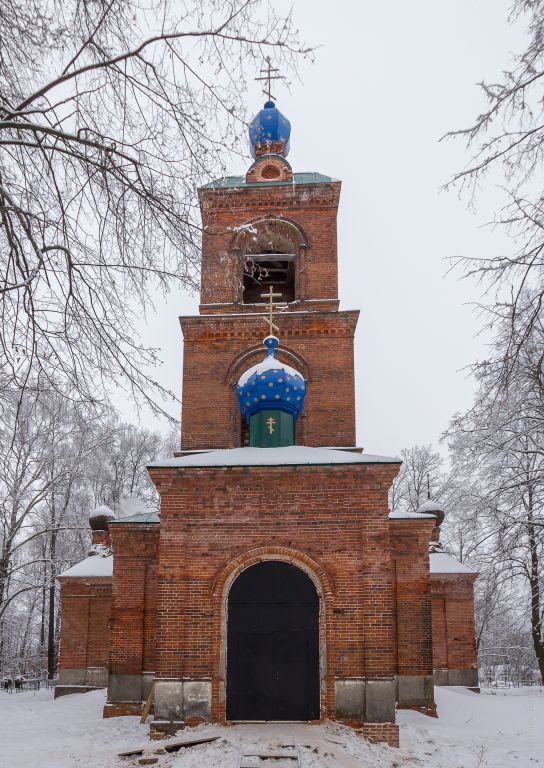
[57,99,479,748]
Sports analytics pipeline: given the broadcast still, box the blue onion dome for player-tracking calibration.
[237,336,306,422]
[248,101,291,158]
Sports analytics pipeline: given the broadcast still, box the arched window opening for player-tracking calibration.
[243,253,295,304]
[232,218,306,306]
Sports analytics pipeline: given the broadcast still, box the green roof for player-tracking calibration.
[201,171,338,190]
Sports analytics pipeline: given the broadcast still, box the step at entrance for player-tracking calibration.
[239,747,300,768]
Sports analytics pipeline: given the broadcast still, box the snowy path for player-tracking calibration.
[0,686,542,768]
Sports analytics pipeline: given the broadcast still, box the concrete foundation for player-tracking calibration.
[107,673,143,703]
[142,671,155,700]
[153,679,212,723]
[184,681,212,721]
[434,668,479,687]
[363,679,397,723]
[57,667,108,692]
[86,666,108,687]
[58,668,86,686]
[397,675,435,706]
[335,678,365,721]
[334,678,397,724]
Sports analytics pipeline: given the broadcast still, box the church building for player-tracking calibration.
[57,97,479,748]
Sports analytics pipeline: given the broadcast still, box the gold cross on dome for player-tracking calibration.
[255,57,284,101]
[257,285,285,335]
[267,416,276,435]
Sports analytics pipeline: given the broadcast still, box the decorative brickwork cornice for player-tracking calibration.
[180,310,359,343]
[198,181,341,214]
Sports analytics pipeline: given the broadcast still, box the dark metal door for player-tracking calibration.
[226,560,320,721]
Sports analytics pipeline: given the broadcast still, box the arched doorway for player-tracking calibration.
[226,560,320,721]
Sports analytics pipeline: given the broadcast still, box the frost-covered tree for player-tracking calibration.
[0,0,309,414]
[0,381,170,676]
[84,419,163,513]
[389,444,444,514]
[445,303,544,683]
[0,382,112,674]
[444,2,544,389]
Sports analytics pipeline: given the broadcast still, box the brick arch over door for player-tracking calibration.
[210,546,335,722]
[225,344,311,447]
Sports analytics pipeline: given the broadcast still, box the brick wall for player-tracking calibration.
[179,178,357,451]
[198,181,341,310]
[147,461,400,722]
[180,311,358,450]
[57,577,111,683]
[107,523,159,683]
[390,520,435,678]
[431,573,478,676]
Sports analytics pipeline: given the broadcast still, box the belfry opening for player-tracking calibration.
[57,84,479,749]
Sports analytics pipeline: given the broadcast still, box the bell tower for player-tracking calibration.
[180,98,359,451]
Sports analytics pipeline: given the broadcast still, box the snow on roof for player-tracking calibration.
[148,446,401,469]
[417,499,444,514]
[430,552,478,575]
[201,171,339,189]
[88,505,115,521]
[110,511,159,524]
[238,353,303,387]
[389,510,436,520]
[59,555,113,579]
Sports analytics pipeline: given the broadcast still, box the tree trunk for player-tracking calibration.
[47,522,58,679]
[39,562,46,667]
[20,596,36,662]
[527,490,544,684]
[47,581,55,679]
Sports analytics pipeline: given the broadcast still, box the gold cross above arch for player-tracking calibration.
[256,285,287,335]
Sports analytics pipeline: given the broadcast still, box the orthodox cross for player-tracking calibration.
[257,285,286,335]
[255,57,284,101]
[266,416,276,435]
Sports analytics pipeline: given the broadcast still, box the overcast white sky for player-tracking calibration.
[121,0,528,457]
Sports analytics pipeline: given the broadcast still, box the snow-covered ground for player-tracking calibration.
[1,685,542,768]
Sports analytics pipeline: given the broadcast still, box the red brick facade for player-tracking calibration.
[57,127,478,748]
[56,576,111,693]
[431,573,479,687]
[390,520,436,715]
[148,463,399,720]
[180,172,353,451]
[180,311,358,449]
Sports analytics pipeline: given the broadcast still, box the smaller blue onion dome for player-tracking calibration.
[237,336,306,422]
[249,101,291,158]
